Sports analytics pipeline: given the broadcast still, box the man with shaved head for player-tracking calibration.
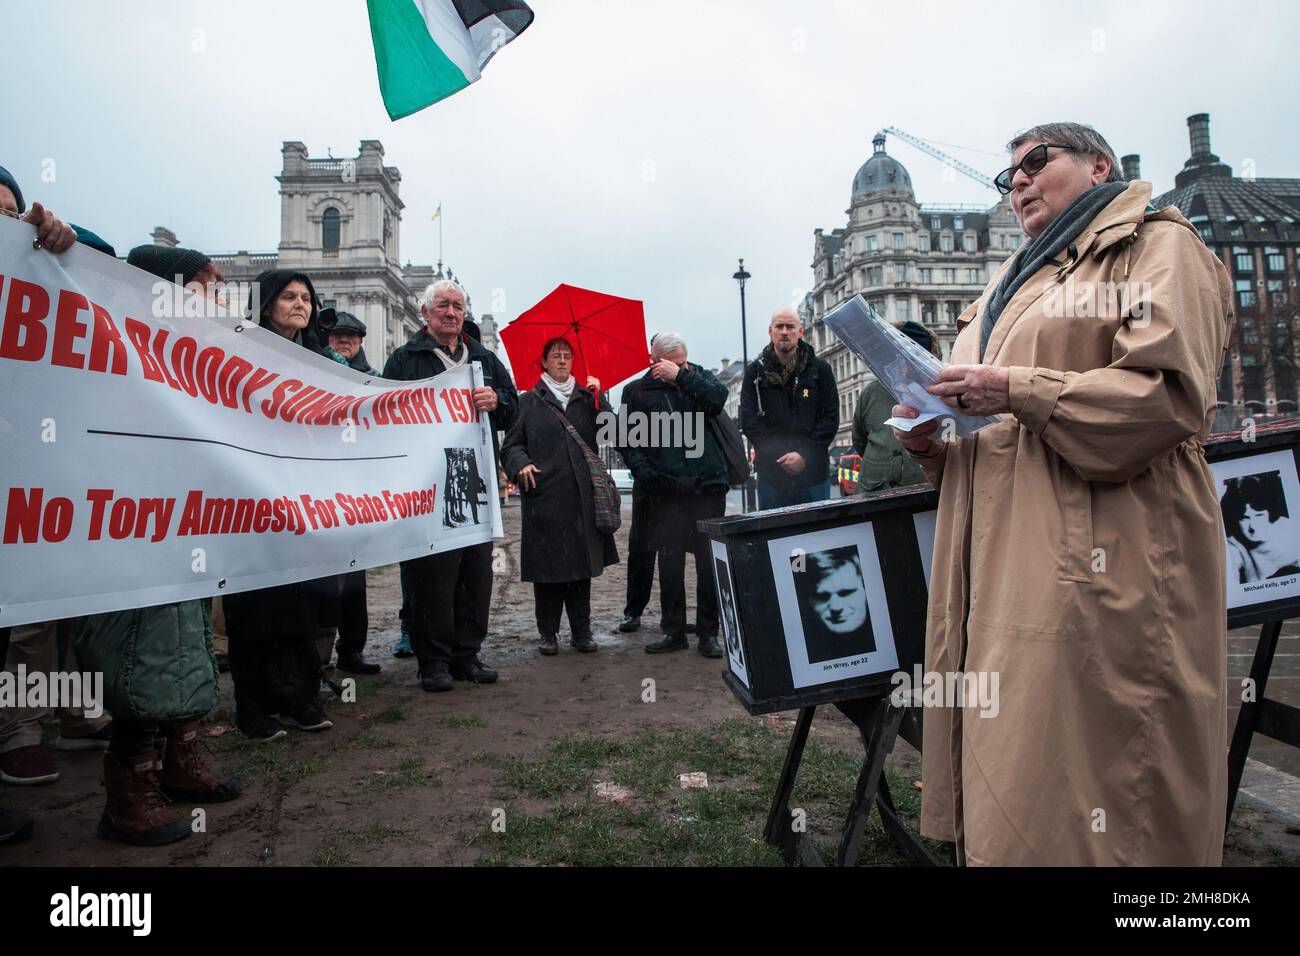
[740,308,839,509]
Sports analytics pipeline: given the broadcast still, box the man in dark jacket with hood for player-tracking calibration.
[740,308,839,509]
[384,279,518,692]
[322,308,382,376]
[620,332,729,657]
[313,308,383,675]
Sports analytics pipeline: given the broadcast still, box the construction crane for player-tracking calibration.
[881,127,998,192]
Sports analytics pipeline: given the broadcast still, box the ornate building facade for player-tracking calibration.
[1152,114,1300,428]
[145,140,498,365]
[805,133,1019,449]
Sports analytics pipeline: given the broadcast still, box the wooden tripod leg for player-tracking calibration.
[764,706,816,860]
[835,697,904,866]
[1226,619,1283,823]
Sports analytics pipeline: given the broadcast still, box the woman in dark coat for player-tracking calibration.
[501,338,619,655]
[222,270,341,739]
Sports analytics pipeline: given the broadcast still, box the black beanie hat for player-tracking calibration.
[72,225,116,258]
[0,165,24,214]
[127,244,211,286]
[897,320,935,354]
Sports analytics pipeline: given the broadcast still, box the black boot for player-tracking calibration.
[420,661,454,692]
[697,634,723,658]
[570,628,598,653]
[646,634,689,654]
[617,614,641,633]
[538,633,559,656]
[0,807,33,845]
[336,648,381,675]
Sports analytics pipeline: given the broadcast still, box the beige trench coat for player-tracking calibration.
[914,181,1234,865]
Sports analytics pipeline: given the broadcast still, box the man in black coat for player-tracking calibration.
[322,308,382,377]
[383,280,518,692]
[620,332,729,657]
[740,308,839,509]
[309,309,384,675]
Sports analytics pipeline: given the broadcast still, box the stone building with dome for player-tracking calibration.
[806,132,1019,450]
[142,140,498,365]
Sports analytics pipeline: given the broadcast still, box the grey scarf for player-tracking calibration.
[433,339,468,371]
[979,181,1128,360]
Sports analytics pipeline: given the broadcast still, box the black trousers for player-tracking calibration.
[226,633,320,721]
[337,570,368,655]
[624,485,656,618]
[534,580,592,637]
[398,561,412,631]
[657,490,726,639]
[403,541,493,675]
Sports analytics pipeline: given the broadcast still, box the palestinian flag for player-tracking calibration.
[367,0,535,120]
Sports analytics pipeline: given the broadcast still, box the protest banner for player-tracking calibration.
[0,216,500,627]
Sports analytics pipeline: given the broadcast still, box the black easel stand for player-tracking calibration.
[763,694,939,866]
[1226,618,1300,822]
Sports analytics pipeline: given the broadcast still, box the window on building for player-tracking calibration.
[1236,278,1256,308]
[897,300,910,322]
[322,299,337,310]
[1268,280,1287,306]
[967,268,980,283]
[943,268,956,284]
[1198,225,1215,243]
[894,265,906,283]
[918,233,930,252]
[1228,223,1245,239]
[322,206,340,254]
[962,235,976,253]
[869,266,882,285]
[940,235,952,252]
[921,302,936,324]
[1235,249,1254,274]
[919,268,932,283]
[867,235,878,252]
[953,217,964,231]
[931,216,941,230]
[892,232,904,251]
[1266,247,1285,272]
[945,301,961,325]
[1008,233,1021,250]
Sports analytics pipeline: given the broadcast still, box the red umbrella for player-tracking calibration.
[500,284,648,394]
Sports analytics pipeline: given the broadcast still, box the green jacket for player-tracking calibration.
[851,381,930,493]
[72,599,218,723]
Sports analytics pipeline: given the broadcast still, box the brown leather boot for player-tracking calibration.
[97,749,193,846]
[160,722,242,803]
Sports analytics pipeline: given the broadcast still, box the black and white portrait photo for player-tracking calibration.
[443,447,487,528]
[767,523,898,689]
[792,546,877,664]
[710,541,748,687]
[1212,449,1300,609]
[1221,471,1300,583]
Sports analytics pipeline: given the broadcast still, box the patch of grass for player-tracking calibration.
[352,728,397,750]
[375,701,410,724]
[358,755,433,792]
[441,714,486,729]
[475,718,943,867]
[307,831,353,867]
[219,737,330,788]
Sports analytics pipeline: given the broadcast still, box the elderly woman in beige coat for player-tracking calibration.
[893,122,1234,866]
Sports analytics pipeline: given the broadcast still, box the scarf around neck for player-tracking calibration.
[978,180,1128,360]
[762,340,809,386]
[541,371,576,406]
[432,337,468,371]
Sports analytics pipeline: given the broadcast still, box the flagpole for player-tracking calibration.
[439,206,443,266]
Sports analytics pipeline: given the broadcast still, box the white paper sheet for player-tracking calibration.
[822,295,1000,438]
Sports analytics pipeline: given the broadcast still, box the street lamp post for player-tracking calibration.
[732,258,757,512]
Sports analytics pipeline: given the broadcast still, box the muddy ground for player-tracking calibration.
[4,500,1299,866]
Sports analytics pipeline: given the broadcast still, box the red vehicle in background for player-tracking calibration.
[836,452,861,496]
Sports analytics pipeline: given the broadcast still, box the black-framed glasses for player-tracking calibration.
[994,143,1078,194]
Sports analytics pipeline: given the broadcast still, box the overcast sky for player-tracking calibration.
[4,0,1297,382]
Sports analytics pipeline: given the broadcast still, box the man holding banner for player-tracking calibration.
[385,279,517,692]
